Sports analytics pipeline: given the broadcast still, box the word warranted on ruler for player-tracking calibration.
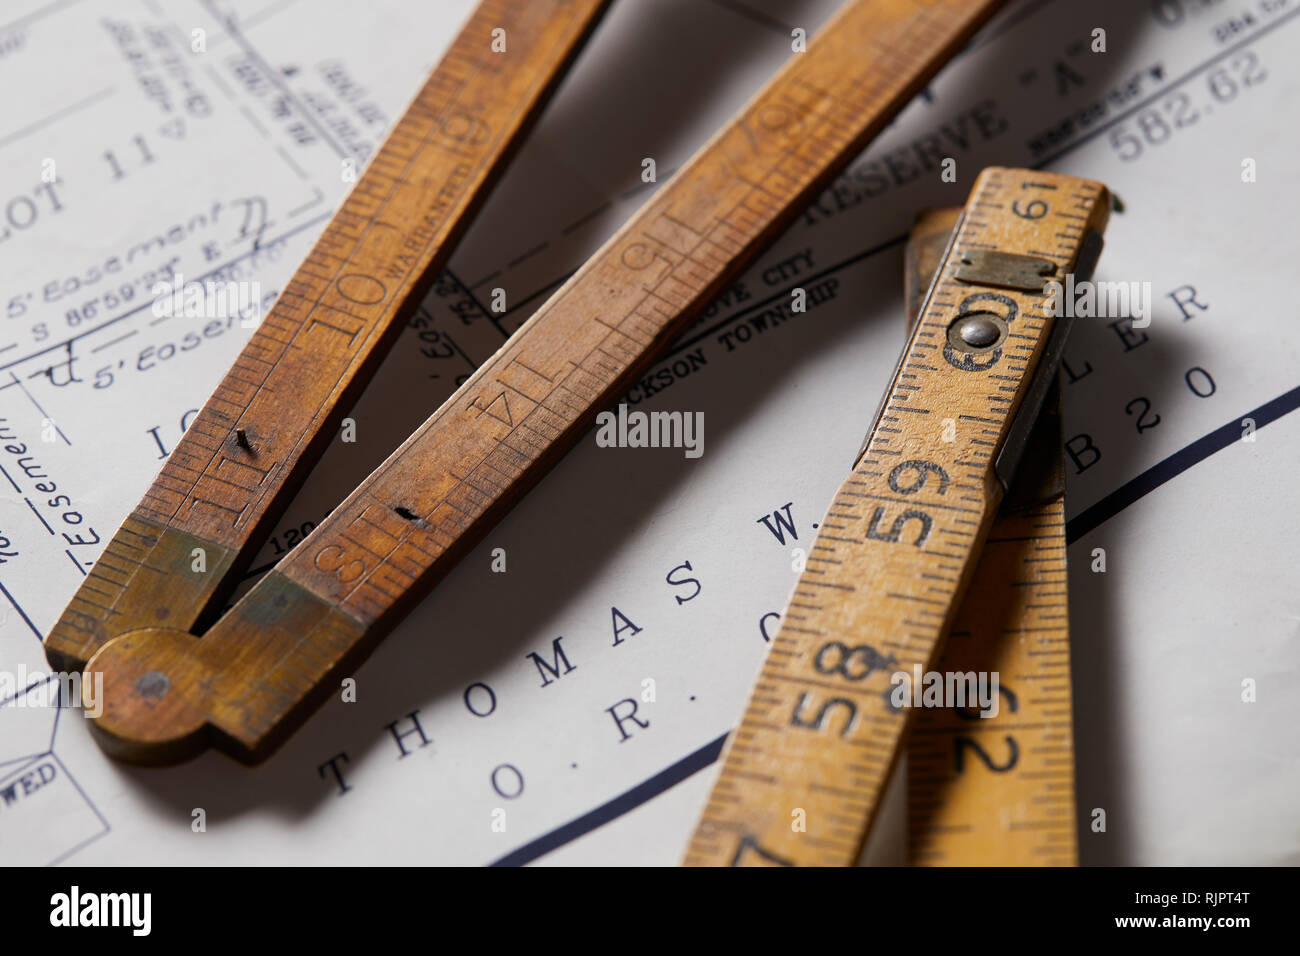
[682,165,1109,866]
[44,0,616,675]
[50,0,1010,765]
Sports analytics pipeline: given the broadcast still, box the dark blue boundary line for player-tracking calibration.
[8,0,1295,872]
[488,734,726,866]
[1065,382,1300,544]
[490,381,1300,866]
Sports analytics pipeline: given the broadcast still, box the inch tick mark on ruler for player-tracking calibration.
[51,0,1012,766]
[683,166,1109,867]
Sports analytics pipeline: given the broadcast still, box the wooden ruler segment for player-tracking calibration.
[45,0,614,671]
[902,209,1077,866]
[683,167,1108,866]
[78,0,1008,765]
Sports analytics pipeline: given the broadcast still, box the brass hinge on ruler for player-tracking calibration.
[904,208,1077,866]
[683,166,1110,867]
[47,0,1010,766]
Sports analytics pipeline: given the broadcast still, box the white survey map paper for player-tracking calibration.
[1,0,1297,866]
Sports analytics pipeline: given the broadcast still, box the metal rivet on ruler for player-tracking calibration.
[947,312,1005,352]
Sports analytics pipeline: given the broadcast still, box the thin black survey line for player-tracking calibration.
[1032,3,1300,170]
[666,233,909,358]
[485,0,1066,301]
[89,329,139,354]
[14,0,1300,871]
[503,2,1300,355]
[481,3,1300,853]
[443,267,509,340]
[704,0,793,36]
[488,378,1300,866]
[229,0,302,37]
[0,0,85,37]
[42,753,113,866]
[198,0,349,158]
[0,211,332,375]
[111,8,1300,865]
[10,372,71,444]
[0,86,115,150]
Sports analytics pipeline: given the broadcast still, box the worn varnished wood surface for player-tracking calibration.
[902,209,1078,867]
[45,0,614,672]
[70,0,1010,764]
[683,167,1108,866]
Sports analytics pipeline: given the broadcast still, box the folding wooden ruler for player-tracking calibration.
[43,0,1007,764]
[682,166,1109,866]
[902,208,1077,866]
